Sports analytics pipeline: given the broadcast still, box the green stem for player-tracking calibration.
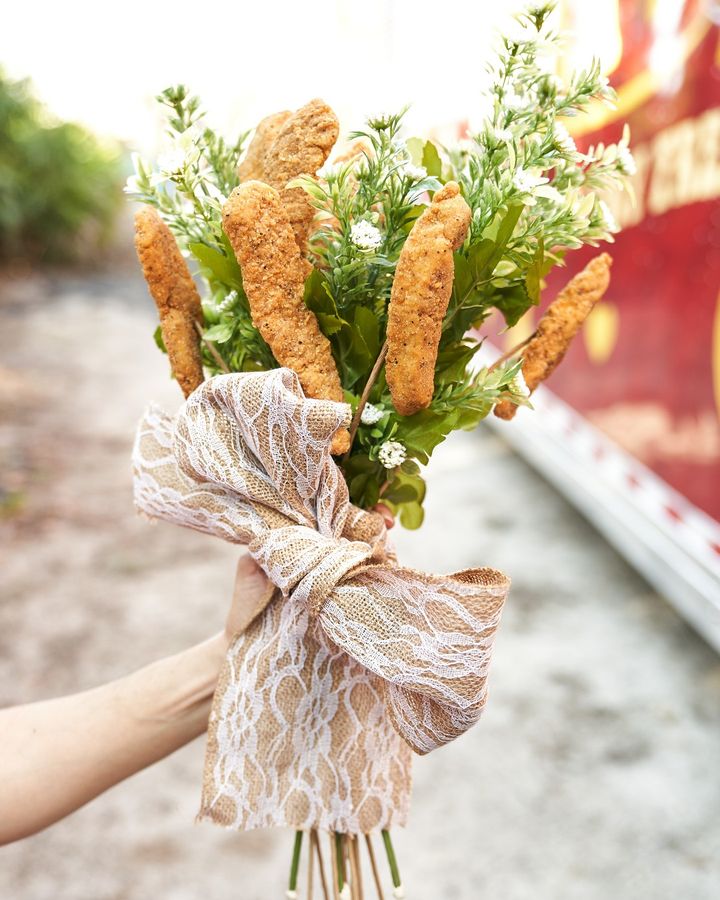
[334,832,345,891]
[289,830,303,892]
[381,829,402,889]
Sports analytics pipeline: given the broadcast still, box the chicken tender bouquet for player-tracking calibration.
[127,5,632,896]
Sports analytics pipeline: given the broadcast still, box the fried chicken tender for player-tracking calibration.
[263,98,339,251]
[237,110,291,182]
[494,252,613,420]
[385,182,471,416]
[134,206,204,398]
[222,181,349,454]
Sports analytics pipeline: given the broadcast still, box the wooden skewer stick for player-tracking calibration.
[313,830,330,900]
[487,331,536,373]
[342,340,388,463]
[329,832,340,900]
[194,321,231,374]
[307,828,315,900]
[364,834,385,900]
[349,835,364,900]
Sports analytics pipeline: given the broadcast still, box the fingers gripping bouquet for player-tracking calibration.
[128,5,632,894]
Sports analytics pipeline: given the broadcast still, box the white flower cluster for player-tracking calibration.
[553,122,577,155]
[511,369,530,397]
[360,402,384,425]
[378,440,406,469]
[350,220,383,251]
[616,143,636,176]
[513,168,548,195]
[400,161,427,181]
[597,199,619,233]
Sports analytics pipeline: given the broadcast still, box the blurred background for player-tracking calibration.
[1,1,719,898]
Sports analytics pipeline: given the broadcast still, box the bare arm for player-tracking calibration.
[0,556,272,845]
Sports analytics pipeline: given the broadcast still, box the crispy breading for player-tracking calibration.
[134,206,204,398]
[237,110,291,182]
[222,181,349,454]
[263,98,339,251]
[385,182,471,416]
[494,253,613,420]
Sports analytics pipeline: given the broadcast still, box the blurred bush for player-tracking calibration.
[0,69,124,263]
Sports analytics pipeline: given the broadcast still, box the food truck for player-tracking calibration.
[489,0,720,649]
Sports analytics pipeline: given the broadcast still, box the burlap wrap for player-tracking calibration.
[132,368,510,833]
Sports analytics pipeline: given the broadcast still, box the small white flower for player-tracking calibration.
[124,174,142,195]
[158,146,187,178]
[158,130,200,178]
[360,403,384,425]
[504,88,527,110]
[511,369,530,397]
[218,290,238,312]
[553,122,576,155]
[401,162,427,181]
[512,168,548,195]
[616,144,636,176]
[285,892,298,900]
[598,199,619,232]
[378,440,406,469]
[339,886,351,900]
[491,127,513,145]
[350,220,383,251]
[392,886,406,899]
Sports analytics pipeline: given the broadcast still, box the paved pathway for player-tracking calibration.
[1,271,718,899]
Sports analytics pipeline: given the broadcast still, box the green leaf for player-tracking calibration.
[202,322,233,343]
[435,341,480,385]
[153,325,167,354]
[399,501,424,530]
[493,281,533,328]
[422,141,443,179]
[525,237,544,306]
[189,240,242,289]
[406,137,424,166]
[354,306,380,358]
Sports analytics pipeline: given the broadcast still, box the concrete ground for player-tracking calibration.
[1,269,719,900]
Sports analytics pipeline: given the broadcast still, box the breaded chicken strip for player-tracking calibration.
[237,110,291,182]
[494,253,612,420]
[222,181,349,454]
[386,182,471,416]
[134,206,204,398]
[263,99,339,251]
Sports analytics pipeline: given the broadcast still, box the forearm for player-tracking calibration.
[0,633,226,845]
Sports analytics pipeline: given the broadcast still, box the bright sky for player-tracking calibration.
[0,0,525,150]
[1,1,626,151]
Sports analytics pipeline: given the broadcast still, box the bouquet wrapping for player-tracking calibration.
[133,367,508,832]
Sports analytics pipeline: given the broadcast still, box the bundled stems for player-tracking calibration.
[286,829,400,898]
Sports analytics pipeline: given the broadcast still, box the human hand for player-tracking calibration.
[374,503,395,530]
[224,555,274,644]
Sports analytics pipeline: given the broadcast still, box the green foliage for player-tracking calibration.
[128,6,631,527]
[0,69,123,262]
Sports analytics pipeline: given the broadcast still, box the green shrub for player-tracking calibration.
[0,69,124,262]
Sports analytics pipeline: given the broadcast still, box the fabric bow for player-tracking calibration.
[133,369,509,757]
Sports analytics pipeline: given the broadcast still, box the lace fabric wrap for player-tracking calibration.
[132,368,510,833]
